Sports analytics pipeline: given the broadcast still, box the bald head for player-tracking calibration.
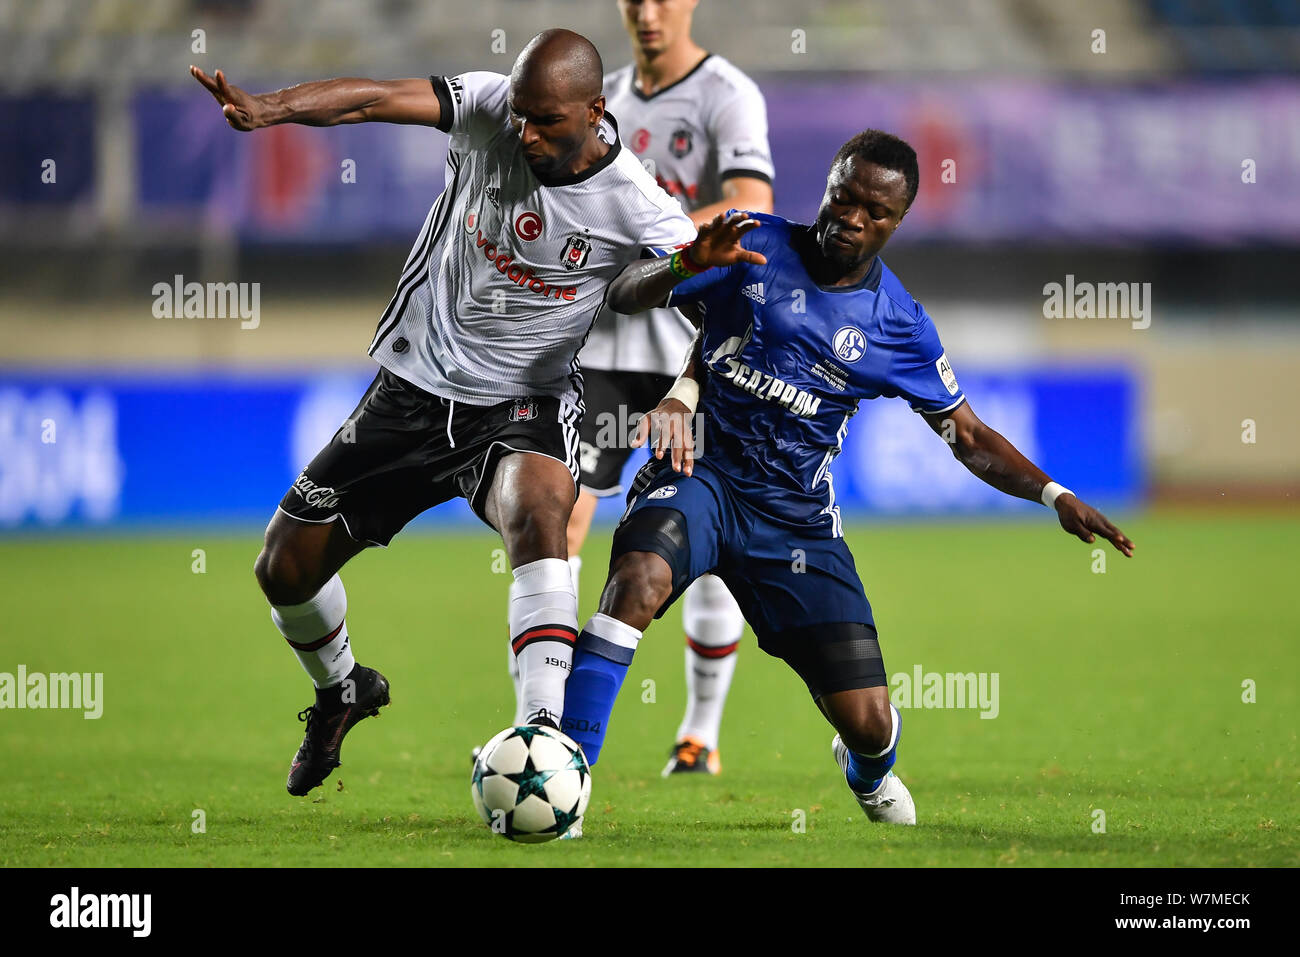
[512,28,604,103]
[507,29,609,181]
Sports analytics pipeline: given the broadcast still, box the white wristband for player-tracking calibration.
[664,376,700,413]
[1041,481,1073,508]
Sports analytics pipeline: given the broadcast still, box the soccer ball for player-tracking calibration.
[471,725,591,843]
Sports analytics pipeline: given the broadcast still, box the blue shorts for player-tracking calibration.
[613,458,885,697]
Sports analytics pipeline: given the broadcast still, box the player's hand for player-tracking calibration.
[631,398,696,476]
[190,65,267,131]
[686,211,769,270]
[1055,495,1134,557]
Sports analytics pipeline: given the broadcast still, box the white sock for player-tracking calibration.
[509,558,578,724]
[505,555,583,724]
[270,574,355,689]
[510,556,582,723]
[582,611,643,659]
[507,626,523,724]
[676,574,743,750]
[568,554,582,597]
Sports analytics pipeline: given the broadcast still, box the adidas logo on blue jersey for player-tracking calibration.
[742,282,766,305]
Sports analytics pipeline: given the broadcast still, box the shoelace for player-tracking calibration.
[296,706,318,758]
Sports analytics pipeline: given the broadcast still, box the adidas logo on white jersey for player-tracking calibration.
[742,282,766,305]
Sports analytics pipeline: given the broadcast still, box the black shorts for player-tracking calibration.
[278,367,579,546]
[577,368,676,497]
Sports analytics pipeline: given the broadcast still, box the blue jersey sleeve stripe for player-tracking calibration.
[910,394,967,415]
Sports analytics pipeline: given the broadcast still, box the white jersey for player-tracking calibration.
[369,71,697,407]
[581,54,775,376]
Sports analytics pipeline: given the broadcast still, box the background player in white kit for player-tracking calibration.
[189,30,753,798]
[508,0,775,777]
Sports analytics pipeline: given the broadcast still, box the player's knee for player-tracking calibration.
[499,502,568,562]
[685,572,731,609]
[683,574,743,646]
[254,542,316,606]
[837,695,894,756]
[496,475,572,557]
[600,552,673,624]
[684,572,739,618]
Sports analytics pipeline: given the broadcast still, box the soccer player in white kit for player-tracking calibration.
[541,0,776,777]
[190,30,753,800]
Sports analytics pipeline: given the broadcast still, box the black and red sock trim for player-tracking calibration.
[285,621,344,652]
[512,624,579,655]
[686,636,739,659]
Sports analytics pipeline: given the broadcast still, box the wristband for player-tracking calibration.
[669,247,707,279]
[680,243,707,273]
[1041,481,1073,508]
[664,376,700,413]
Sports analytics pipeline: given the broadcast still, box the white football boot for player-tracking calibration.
[558,818,583,841]
[831,734,917,825]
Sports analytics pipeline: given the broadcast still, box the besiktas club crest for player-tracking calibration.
[508,398,539,422]
[561,233,592,270]
[669,127,693,158]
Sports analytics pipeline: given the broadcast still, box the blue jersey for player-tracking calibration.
[667,213,966,536]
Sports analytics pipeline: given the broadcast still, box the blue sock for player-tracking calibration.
[560,614,641,766]
[844,704,901,794]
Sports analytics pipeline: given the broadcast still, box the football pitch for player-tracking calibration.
[1,509,1295,868]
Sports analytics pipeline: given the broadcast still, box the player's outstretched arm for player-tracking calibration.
[606,211,767,315]
[190,66,442,131]
[923,402,1135,557]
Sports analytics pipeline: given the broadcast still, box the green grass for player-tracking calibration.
[0,510,1295,867]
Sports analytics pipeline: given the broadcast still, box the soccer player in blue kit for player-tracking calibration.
[559,129,1135,824]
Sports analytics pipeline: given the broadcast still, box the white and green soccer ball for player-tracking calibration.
[471,725,591,843]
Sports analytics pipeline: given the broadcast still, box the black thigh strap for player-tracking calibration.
[759,622,887,698]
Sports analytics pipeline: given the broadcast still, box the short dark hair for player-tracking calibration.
[831,130,919,208]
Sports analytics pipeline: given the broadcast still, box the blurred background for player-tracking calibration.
[1,0,1297,532]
